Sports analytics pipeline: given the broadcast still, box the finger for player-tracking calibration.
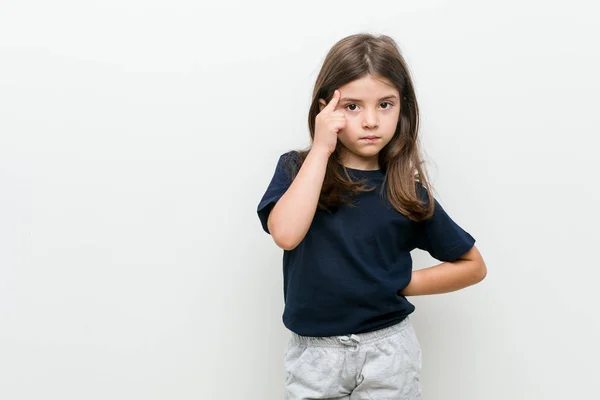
[324,89,340,112]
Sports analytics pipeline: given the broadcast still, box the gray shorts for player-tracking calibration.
[284,316,422,400]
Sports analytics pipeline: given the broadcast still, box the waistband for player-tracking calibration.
[289,315,412,348]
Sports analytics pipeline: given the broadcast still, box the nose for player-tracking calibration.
[362,109,378,129]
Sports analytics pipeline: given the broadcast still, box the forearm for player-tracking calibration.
[268,148,329,250]
[401,257,487,296]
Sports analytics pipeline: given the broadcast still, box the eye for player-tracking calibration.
[344,102,394,111]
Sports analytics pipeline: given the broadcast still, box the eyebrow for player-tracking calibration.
[339,95,398,103]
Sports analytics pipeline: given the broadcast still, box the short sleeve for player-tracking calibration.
[257,151,299,234]
[412,184,476,261]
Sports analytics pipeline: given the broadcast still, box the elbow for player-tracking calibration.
[267,210,302,251]
[271,228,300,250]
[268,222,300,251]
[475,260,487,282]
[458,245,487,283]
[267,209,307,251]
[274,236,299,251]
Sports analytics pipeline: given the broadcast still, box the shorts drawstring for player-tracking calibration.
[337,334,360,351]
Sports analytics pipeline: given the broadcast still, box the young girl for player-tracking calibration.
[257,33,487,400]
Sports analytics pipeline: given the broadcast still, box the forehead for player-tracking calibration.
[337,74,398,100]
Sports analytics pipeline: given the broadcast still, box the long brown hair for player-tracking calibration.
[290,33,435,221]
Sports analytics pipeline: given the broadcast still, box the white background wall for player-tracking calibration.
[1,1,599,399]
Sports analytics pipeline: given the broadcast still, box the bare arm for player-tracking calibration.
[267,89,345,250]
[267,148,330,250]
[400,245,487,296]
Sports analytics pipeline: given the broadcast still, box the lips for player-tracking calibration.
[360,136,380,142]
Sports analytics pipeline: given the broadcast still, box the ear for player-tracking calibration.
[318,99,326,112]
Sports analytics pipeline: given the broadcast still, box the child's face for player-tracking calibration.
[318,74,401,166]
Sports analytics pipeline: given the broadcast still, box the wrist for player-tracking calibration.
[308,147,332,161]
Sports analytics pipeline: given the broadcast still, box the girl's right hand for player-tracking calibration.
[313,89,346,156]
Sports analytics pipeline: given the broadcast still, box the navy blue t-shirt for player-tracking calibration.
[257,151,476,337]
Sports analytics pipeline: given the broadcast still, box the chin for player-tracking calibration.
[358,143,385,153]
[347,147,382,158]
